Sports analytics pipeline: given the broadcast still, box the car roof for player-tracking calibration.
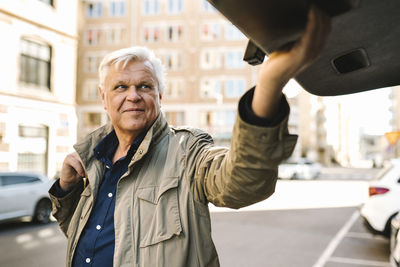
[207,0,400,96]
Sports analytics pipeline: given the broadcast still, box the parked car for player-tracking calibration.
[0,172,53,224]
[361,159,400,237]
[278,158,321,180]
[391,213,400,267]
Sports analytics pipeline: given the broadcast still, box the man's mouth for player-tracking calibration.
[123,108,145,113]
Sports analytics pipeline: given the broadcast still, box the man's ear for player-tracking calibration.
[157,92,163,106]
[99,86,107,110]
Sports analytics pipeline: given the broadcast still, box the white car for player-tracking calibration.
[278,158,321,180]
[391,213,400,267]
[361,159,400,237]
[0,172,53,224]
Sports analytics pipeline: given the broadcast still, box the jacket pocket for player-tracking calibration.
[136,176,182,248]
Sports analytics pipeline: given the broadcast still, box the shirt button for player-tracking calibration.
[108,193,113,198]
[138,149,143,154]
[96,225,101,230]
[85,258,91,263]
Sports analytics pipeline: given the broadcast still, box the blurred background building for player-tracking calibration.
[0,0,78,177]
[76,0,259,148]
[1,0,400,177]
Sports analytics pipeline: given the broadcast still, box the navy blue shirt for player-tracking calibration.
[72,130,144,267]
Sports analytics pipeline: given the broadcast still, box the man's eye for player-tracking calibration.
[115,85,127,90]
[139,84,151,89]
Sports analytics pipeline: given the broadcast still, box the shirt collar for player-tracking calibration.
[94,130,146,163]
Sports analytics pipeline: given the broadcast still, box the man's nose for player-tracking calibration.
[126,86,141,101]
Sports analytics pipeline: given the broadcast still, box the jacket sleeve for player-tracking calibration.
[48,179,85,236]
[188,94,298,209]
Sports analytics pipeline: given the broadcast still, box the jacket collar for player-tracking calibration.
[130,112,169,164]
[73,113,170,191]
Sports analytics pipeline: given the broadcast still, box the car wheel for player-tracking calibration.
[383,213,399,238]
[33,199,52,224]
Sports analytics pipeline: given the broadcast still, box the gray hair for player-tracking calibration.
[98,46,165,94]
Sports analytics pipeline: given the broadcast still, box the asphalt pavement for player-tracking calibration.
[211,207,390,267]
[0,167,391,267]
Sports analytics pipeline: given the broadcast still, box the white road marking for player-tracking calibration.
[312,211,360,267]
[346,231,387,241]
[329,256,391,266]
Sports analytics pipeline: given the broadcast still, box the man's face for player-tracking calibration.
[100,60,162,138]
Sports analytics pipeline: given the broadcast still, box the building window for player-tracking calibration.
[225,50,245,69]
[200,79,222,99]
[142,25,161,43]
[224,110,236,126]
[20,39,51,90]
[82,80,100,101]
[166,25,184,42]
[215,111,236,127]
[167,0,183,14]
[158,51,183,71]
[110,1,126,17]
[202,0,216,13]
[38,0,53,6]
[84,28,104,46]
[166,79,185,98]
[224,79,246,98]
[165,111,185,126]
[142,0,160,15]
[201,22,221,41]
[199,110,236,129]
[199,111,214,127]
[86,2,103,18]
[225,24,246,40]
[17,125,48,174]
[106,26,126,45]
[83,112,102,127]
[200,49,222,69]
[83,55,101,73]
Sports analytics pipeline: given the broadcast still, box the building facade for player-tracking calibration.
[0,0,79,177]
[76,0,265,146]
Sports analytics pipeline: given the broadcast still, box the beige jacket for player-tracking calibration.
[50,109,297,267]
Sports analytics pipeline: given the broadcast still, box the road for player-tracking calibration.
[0,221,66,267]
[211,208,389,267]
[0,168,391,267]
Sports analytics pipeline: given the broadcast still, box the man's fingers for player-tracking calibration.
[63,152,86,178]
[69,153,86,177]
[297,6,331,64]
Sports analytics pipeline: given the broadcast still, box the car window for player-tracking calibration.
[372,164,395,181]
[0,175,40,186]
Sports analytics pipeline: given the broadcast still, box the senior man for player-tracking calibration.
[49,6,330,267]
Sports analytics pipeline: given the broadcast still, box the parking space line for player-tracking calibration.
[329,256,391,266]
[312,211,359,267]
[346,231,387,241]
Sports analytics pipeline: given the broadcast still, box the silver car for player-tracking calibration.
[0,172,53,224]
[278,158,321,180]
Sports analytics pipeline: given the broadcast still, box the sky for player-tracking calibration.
[284,80,394,136]
[325,87,393,136]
